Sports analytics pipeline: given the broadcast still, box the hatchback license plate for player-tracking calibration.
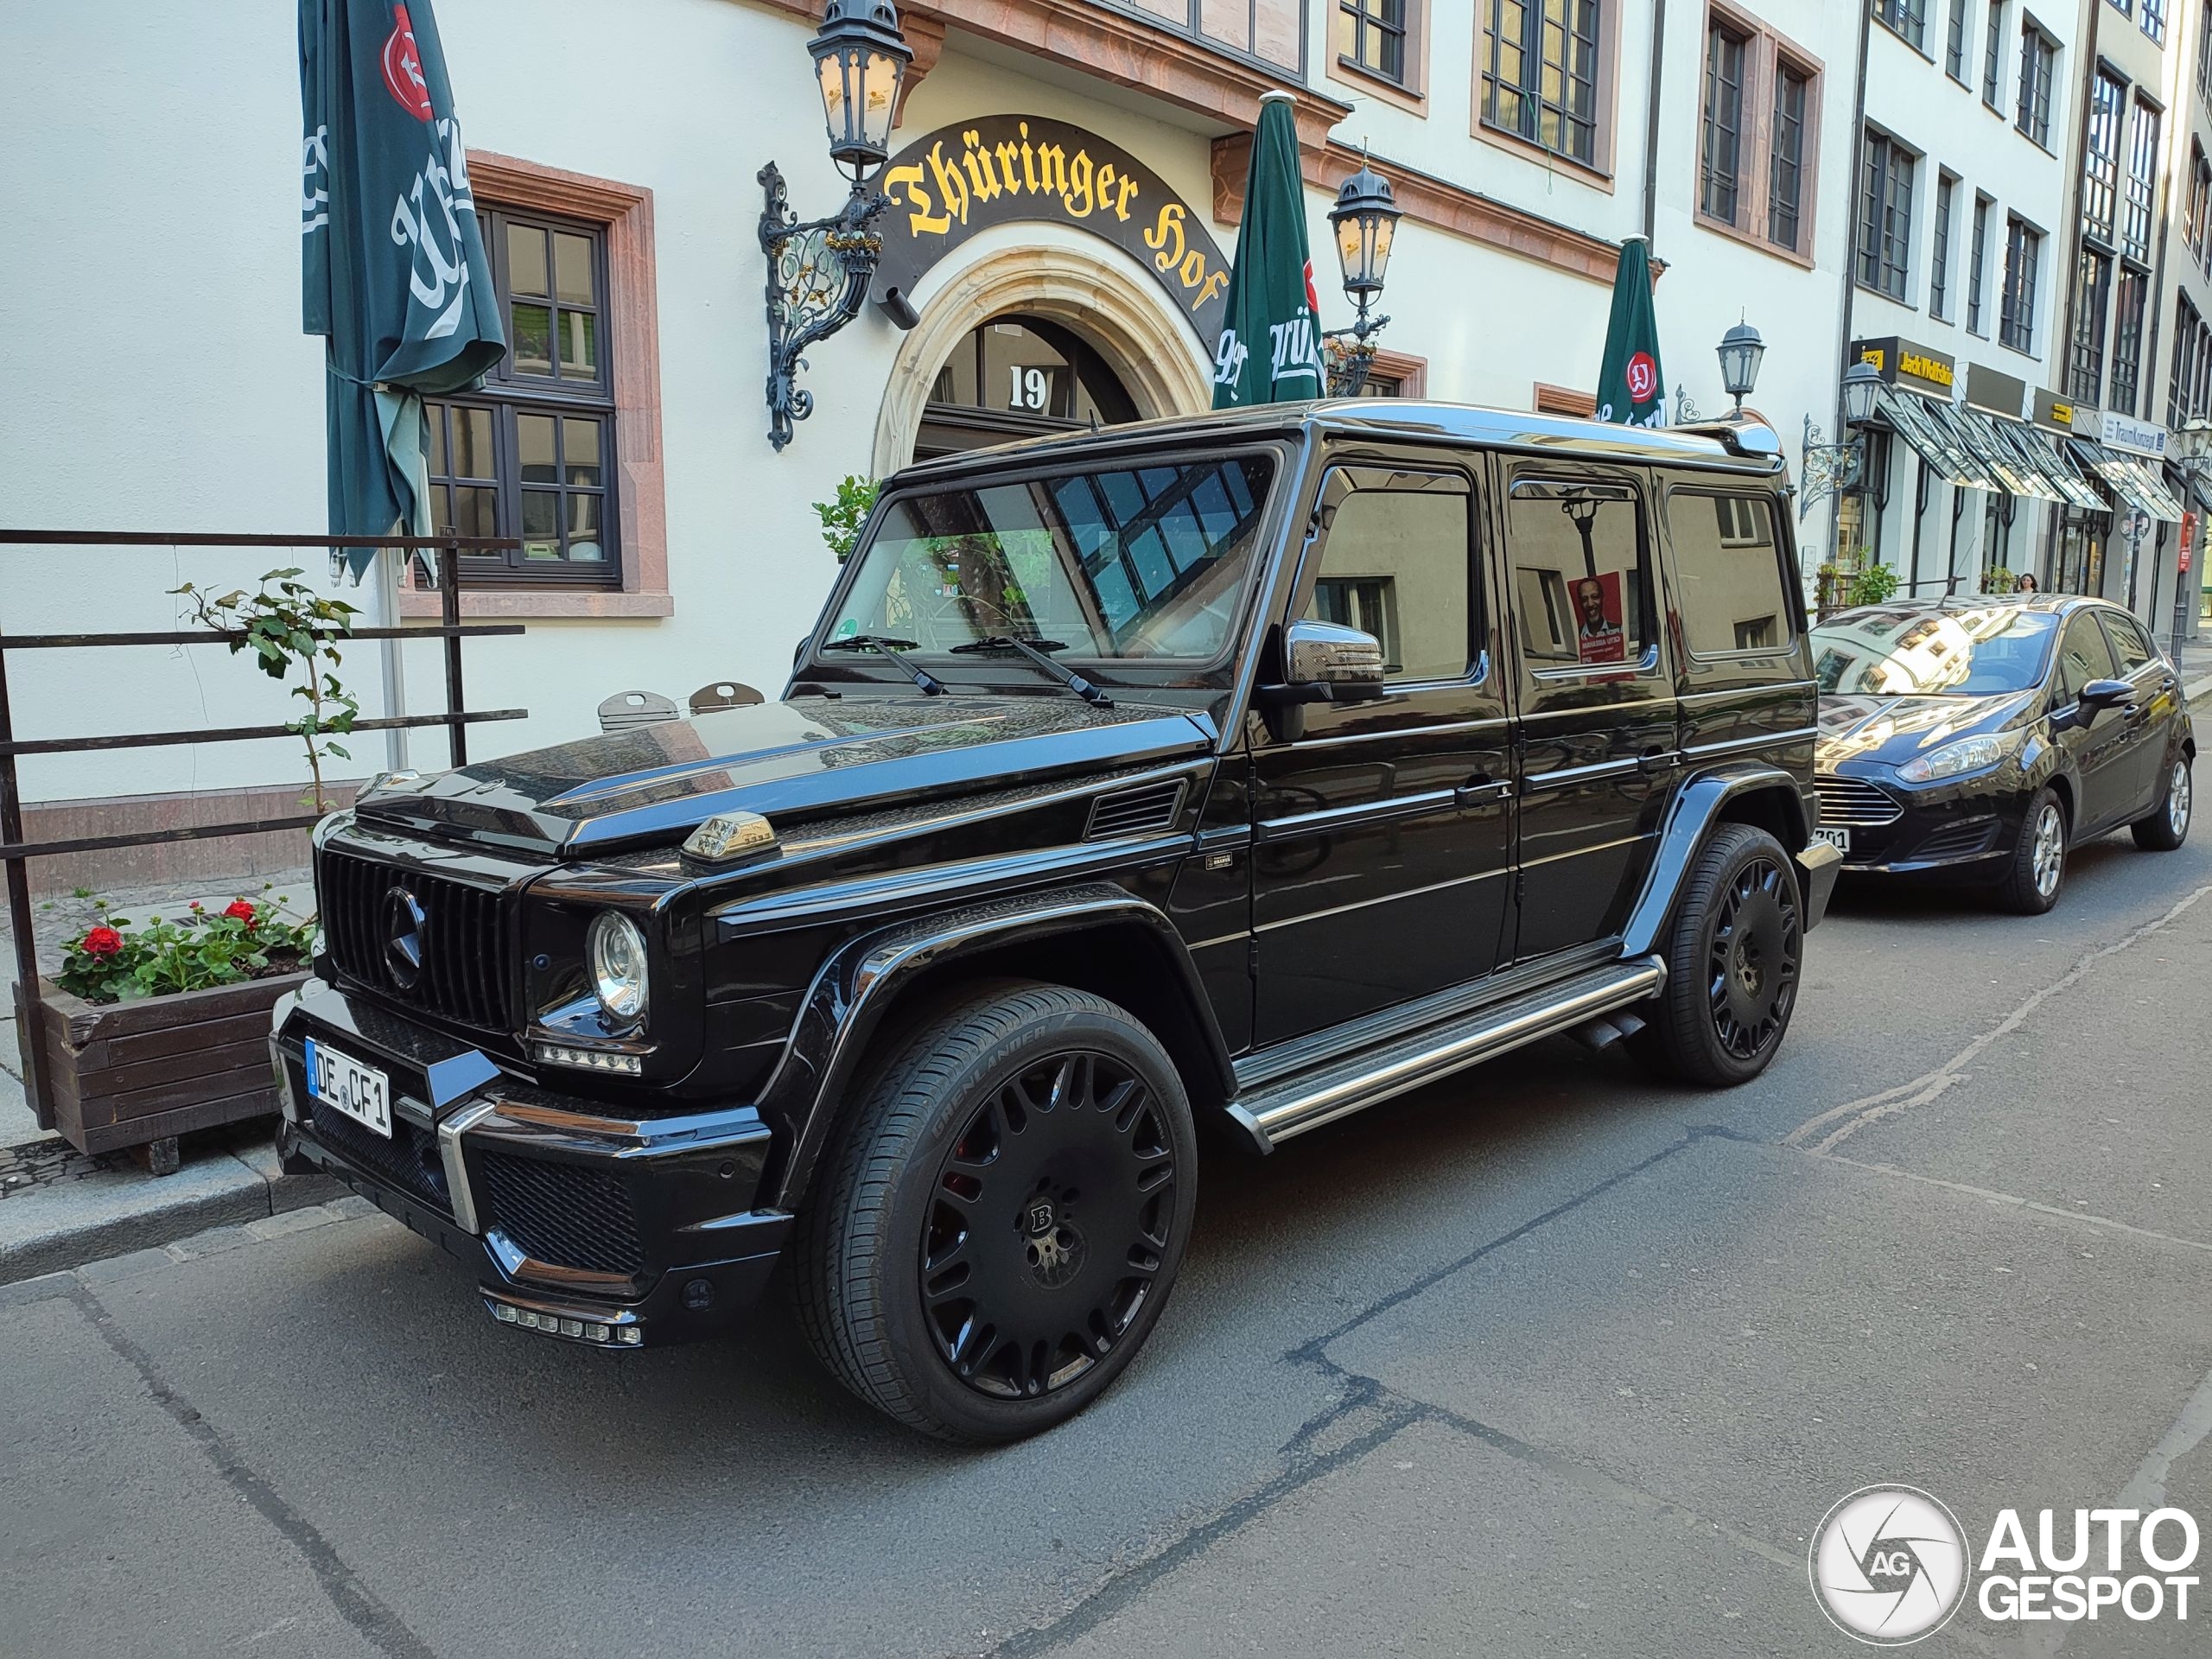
[1813,825,1851,854]
[304,1036,391,1139]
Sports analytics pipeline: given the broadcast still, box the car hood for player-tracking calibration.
[1815,691,2037,770]
[353,694,1217,856]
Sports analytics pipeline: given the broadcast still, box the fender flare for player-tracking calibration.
[1621,764,1822,959]
[753,883,1234,1211]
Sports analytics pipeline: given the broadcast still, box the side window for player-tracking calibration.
[1667,489,1793,655]
[2101,612,2157,673]
[1507,478,1650,670]
[2055,614,2118,702]
[1302,469,1477,683]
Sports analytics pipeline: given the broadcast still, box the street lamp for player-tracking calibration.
[1797,359,1883,522]
[759,0,915,450]
[1716,321,1764,418]
[1323,152,1402,397]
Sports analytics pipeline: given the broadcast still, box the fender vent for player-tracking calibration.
[1084,779,1188,840]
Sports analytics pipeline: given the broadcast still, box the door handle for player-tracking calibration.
[1456,773,1514,807]
[1637,747,1685,775]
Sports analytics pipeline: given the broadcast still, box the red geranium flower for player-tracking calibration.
[223,899,257,926]
[84,925,123,958]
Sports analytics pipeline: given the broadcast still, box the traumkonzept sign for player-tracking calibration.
[874,115,1231,345]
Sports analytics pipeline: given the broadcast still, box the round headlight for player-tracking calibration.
[588,912,650,1026]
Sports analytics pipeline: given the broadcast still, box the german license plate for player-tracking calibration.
[1813,825,1851,854]
[303,1036,391,1139]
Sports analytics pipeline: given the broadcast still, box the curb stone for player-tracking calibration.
[0,1138,336,1286]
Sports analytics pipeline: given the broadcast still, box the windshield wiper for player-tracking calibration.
[817,634,947,696]
[950,636,1114,708]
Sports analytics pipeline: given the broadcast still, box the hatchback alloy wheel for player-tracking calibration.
[2031,799,2066,899]
[924,1050,1178,1401]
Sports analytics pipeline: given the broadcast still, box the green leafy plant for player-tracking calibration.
[1847,563,1900,607]
[813,474,880,564]
[1981,565,2018,594]
[172,569,360,811]
[55,887,317,1004]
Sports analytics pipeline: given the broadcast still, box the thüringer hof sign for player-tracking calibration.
[874,115,1231,346]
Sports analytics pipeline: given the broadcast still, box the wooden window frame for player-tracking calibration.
[404,153,671,620]
[1693,4,1822,268]
[1474,0,1622,186]
[1329,0,1427,111]
[1096,0,1307,79]
[1357,348,1430,397]
[1533,382,1599,417]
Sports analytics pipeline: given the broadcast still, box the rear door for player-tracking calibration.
[2097,609,2182,817]
[1661,480,1816,772]
[1249,458,1514,1046]
[1503,464,1679,961]
[2050,611,2132,832]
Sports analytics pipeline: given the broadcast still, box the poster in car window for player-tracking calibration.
[1574,573,1627,665]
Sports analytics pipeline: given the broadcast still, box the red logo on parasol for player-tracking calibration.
[382,4,434,120]
[1302,259,1321,314]
[1625,351,1658,404]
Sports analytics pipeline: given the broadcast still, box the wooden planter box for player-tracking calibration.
[13,971,308,1157]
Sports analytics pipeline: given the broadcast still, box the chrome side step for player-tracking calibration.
[1226,957,1668,1153]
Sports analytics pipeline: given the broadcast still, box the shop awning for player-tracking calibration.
[2068,440,2186,522]
[2008,421,2110,512]
[1874,385,1997,490]
[1948,404,2064,502]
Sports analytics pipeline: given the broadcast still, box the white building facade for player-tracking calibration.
[0,0,1934,882]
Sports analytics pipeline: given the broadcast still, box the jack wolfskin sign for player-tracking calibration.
[1211,93,1325,409]
[301,0,504,571]
[1595,236,1668,429]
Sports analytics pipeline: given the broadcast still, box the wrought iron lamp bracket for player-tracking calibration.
[1323,302,1391,398]
[760,162,888,451]
[1798,411,1865,523]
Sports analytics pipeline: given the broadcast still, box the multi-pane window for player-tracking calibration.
[1982,1,2007,105]
[2111,265,2147,414]
[1482,0,1605,166]
[2200,1,2212,103]
[1930,174,1958,320]
[1111,0,1306,74]
[1999,215,2041,353]
[2121,99,2160,263]
[2014,24,2056,146]
[2083,71,2126,245]
[1967,193,1993,333]
[1946,0,1971,79]
[424,209,618,586]
[2142,0,2167,42]
[2171,295,2209,423]
[1858,130,1916,300]
[1875,0,1927,48]
[1338,0,1410,84]
[1700,22,1746,225]
[2070,245,2113,402]
[1770,63,1808,250]
[2186,143,2210,265]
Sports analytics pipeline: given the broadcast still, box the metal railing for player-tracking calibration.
[0,531,528,1135]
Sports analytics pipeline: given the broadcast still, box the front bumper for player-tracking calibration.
[272,978,787,1347]
[1817,770,2023,879]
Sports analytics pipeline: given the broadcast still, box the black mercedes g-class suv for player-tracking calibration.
[273,400,1839,1440]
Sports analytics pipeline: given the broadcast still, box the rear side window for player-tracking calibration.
[1667,489,1793,655]
[2055,613,2118,702]
[1302,467,1477,683]
[2101,611,2157,672]
[1507,478,1649,670]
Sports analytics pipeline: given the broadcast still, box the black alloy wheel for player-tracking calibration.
[1639,823,1802,1087]
[924,1050,1175,1401]
[793,980,1196,1442]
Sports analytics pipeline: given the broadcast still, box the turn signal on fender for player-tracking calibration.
[682,810,779,862]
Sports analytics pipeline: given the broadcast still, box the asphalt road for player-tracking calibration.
[6,830,2211,1658]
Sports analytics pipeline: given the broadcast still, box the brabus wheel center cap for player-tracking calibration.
[1020,1188,1085,1288]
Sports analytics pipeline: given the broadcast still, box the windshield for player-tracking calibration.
[1811,605,2056,696]
[826,454,1277,663]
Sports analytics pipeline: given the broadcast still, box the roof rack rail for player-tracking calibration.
[1666,417,1783,460]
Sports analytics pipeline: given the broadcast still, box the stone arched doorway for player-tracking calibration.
[912,314,1140,461]
[872,240,1214,479]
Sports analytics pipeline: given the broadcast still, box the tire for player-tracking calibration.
[1638,823,1802,1088]
[791,979,1197,1444]
[1996,787,2069,914]
[2131,754,2193,851]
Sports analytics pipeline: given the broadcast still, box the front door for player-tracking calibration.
[2051,610,2133,831]
[1250,461,1514,1047]
[1502,465,1680,961]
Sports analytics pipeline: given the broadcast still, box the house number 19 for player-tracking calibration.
[1009,366,1051,411]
